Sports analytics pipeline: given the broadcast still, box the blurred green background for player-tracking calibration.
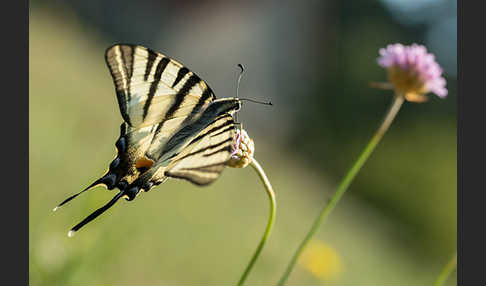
[30,0,456,285]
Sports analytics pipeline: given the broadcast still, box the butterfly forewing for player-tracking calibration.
[105,44,215,128]
[104,44,219,184]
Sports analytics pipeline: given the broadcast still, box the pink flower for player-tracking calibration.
[228,128,254,168]
[377,43,447,102]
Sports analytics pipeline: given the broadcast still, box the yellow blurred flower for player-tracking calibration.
[299,240,343,281]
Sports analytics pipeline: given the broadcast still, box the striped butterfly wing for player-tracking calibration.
[165,113,237,185]
[65,113,237,236]
[104,44,218,183]
[56,44,218,209]
[59,45,243,236]
[105,44,215,129]
[119,99,241,199]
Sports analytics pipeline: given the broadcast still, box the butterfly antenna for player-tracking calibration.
[236,64,245,99]
[235,64,245,125]
[67,191,125,237]
[239,98,273,106]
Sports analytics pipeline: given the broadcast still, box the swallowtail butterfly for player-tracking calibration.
[55,44,244,236]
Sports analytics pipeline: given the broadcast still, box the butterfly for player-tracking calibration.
[55,44,244,236]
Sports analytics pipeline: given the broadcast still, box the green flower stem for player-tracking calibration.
[433,252,457,286]
[238,159,277,286]
[277,95,405,285]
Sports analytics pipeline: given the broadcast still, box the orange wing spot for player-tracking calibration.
[135,157,155,169]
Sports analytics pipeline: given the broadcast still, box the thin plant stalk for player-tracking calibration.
[238,159,277,286]
[433,252,457,286]
[278,94,405,285]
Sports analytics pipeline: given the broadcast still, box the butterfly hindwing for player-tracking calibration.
[165,113,236,185]
[124,99,241,194]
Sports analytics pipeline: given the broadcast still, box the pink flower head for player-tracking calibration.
[377,43,447,102]
[228,128,254,168]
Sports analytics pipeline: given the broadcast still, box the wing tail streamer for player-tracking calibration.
[68,191,125,237]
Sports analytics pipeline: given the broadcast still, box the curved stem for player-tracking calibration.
[238,159,277,286]
[278,95,405,285]
[433,252,457,286]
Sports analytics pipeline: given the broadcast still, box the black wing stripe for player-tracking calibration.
[168,74,202,119]
[157,113,233,159]
[153,74,201,136]
[119,46,132,102]
[211,126,235,138]
[188,118,233,146]
[106,48,127,111]
[163,112,236,186]
[163,171,218,186]
[143,57,170,119]
[203,145,232,158]
[173,137,232,162]
[144,49,158,82]
[172,67,190,88]
[166,164,224,185]
[117,91,131,125]
[126,45,135,79]
[179,166,222,173]
[180,87,215,126]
